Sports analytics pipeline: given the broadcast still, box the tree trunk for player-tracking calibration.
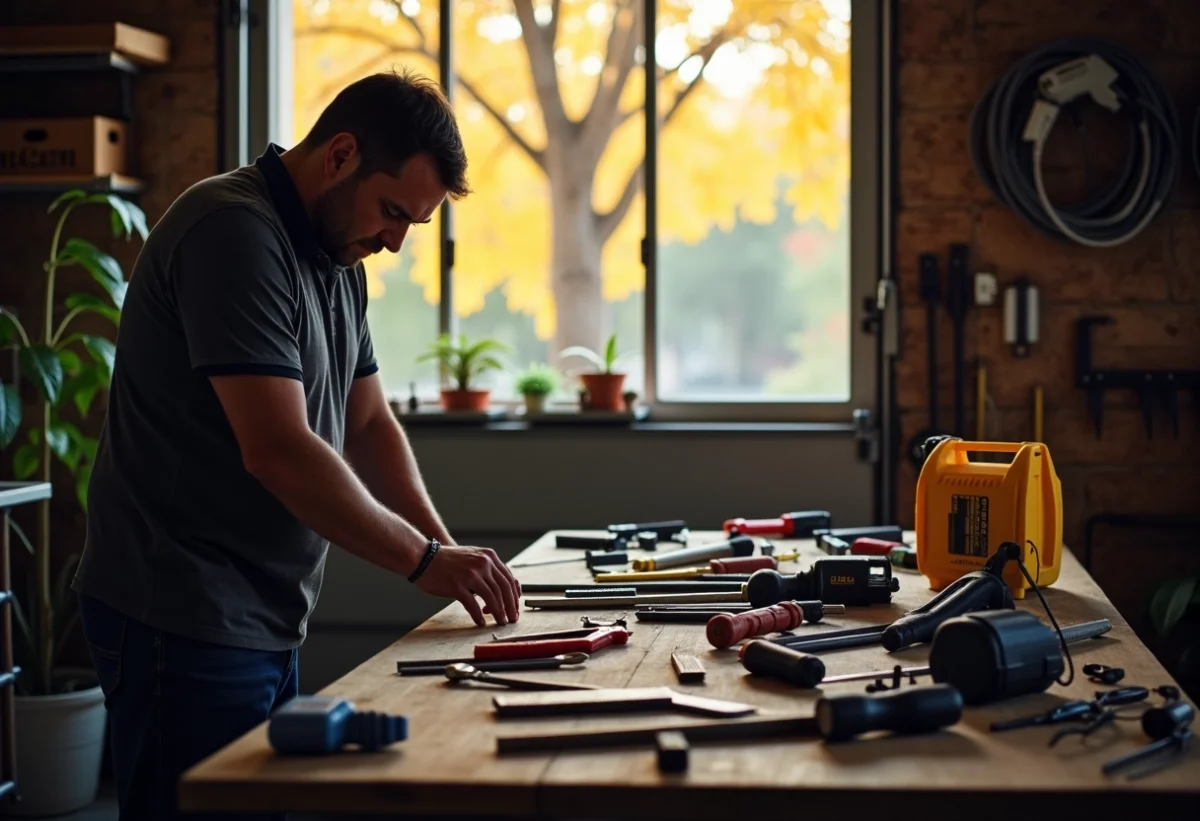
[548,174,605,364]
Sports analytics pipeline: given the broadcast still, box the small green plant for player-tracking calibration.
[560,332,628,374]
[416,332,508,390]
[0,189,147,696]
[1147,573,1200,695]
[514,363,559,396]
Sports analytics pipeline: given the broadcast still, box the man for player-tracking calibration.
[71,69,521,820]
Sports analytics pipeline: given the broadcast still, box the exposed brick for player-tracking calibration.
[1085,466,1200,515]
[1171,209,1200,300]
[974,0,1171,59]
[898,109,992,206]
[1046,405,1200,465]
[893,208,975,305]
[136,70,219,119]
[898,0,974,62]
[975,206,1172,302]
[168,19,217,71]
[898,62,992,110]
[1163,0,1200,54]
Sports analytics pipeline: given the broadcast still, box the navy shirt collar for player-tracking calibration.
[254,143,332,270]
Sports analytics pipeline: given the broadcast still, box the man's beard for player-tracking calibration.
[311,175,382,266]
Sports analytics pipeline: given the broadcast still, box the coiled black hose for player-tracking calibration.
[969,38,1181,247]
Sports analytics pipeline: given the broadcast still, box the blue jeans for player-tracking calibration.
[78,593,299,820]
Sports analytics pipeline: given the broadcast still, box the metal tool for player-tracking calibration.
[1076,315,1200,439]
[746,555,899,608]
[522,580,747,594]
[948,242,971,436]
[631,535,756,572]
[491,687,757,719]
[1004,277,1039,358]
[490,626,622,643]
[636,610,749,624]
[525,591,743,610]
[597,555,797,583]
[556,533,625,551]
[444,663,598,692]
[608,519,688,543]
[510,550,630,569]
[396,652,589,676]
[706,601,845,649]
[908,252,945,467]
[722,510,832,538]
[814,526,904,557]
[581,616,627,629]
[850,538,905,556]
[1102,700,1195,778]
[594,571,754,584]
[496,715,818,755]
[474,626,630,661]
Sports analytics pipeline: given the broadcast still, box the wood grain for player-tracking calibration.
[179,532,1200,819]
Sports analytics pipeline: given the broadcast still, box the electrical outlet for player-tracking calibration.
[974,272,998,306]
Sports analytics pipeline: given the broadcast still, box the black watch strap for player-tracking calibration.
[407,539,441,583]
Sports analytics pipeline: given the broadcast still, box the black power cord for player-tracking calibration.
[969,38,1182,248]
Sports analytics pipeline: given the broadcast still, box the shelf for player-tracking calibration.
[0,482,52,509]
[0,174,144,195]
[0,51,139,75]
[0,780,13,799]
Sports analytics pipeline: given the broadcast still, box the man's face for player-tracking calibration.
[312,137,449,268]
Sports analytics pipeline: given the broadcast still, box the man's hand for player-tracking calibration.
[415,545,523,626]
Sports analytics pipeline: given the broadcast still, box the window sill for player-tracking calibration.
[398,417,856,435]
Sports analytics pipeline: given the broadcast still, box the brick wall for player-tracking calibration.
[894,0,1200,650]
[0,1,219,660]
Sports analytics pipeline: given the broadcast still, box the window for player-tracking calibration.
[240,0,879,420]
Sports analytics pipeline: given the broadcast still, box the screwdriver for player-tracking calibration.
[815,684,964,742]
[740,640,932,689]
[631,535,756,571]
[594,553,800,582]
[706,601,845,649]
[723,510,832,538]
[510,550,631,569]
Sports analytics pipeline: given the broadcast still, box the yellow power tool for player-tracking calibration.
[914,436,1063,599]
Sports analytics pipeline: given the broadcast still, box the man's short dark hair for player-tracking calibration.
[301,67,470,199]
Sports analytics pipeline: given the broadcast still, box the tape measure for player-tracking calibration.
[914,437,1062,599]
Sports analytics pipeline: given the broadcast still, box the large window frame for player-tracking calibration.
[222,0,888,424]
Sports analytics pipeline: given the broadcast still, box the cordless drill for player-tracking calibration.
[745,555,899,608]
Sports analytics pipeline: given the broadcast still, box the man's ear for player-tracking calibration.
[325,133,360,180]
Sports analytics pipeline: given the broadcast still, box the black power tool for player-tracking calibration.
[745,556,900,608]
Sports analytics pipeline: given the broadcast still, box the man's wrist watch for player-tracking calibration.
[407,538,440,583]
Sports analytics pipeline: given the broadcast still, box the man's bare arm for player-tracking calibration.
[343,373,453,545]
[208,374,520,625]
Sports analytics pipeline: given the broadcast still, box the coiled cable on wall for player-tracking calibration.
[969,38,1181,248]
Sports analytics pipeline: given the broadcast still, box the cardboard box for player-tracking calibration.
[0,23,169,66]
[0,117,127,178]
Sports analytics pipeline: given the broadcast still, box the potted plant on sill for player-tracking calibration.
[0,190,147,816]
[416,332,508,412]
[560,332,631,412]
[513,363,559,415]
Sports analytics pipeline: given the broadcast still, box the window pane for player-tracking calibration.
[291,0,443,403]
[450,0,645,403]
[654,0,852,402]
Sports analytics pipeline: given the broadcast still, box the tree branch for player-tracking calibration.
[595,158,643,243]
[550,0,562,43]
[512,0,570,133]
[389,0,428,49]
[580,0,641,164]
[661,33,729,127]
[296,25,545,169]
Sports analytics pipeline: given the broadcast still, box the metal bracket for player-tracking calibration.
[1075,315,1200,439]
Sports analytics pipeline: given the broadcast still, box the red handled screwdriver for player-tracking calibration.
[706,601,846,649]
[473,626,630,661]
[723,510,831,538]
[709,551,800,574]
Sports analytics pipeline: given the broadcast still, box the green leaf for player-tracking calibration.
[65,293,120,325]
[72,431,98,463]
[48,190,86,213]
[26,427,39,445]
[57,349,82,376]
[46,421,73,466]
[0,312,20,347]
[0,384,19,448]
[1148,576,1199,638]
[75,462,92,511]
[19,345,63,404]
[13,443,39,480]
[61,239,126,308]
[105,195,132,238]
[81,335,116,381]
[560,345,606,372]
[126,200,148,240]
[604,333,618,370]
[61,367,102,417]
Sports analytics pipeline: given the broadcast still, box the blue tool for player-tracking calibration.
[268,696,408,754]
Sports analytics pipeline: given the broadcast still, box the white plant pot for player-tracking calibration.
[5,670,105,817]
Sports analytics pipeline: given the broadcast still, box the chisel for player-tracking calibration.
[525,591,744,610]
[594,554,798,582]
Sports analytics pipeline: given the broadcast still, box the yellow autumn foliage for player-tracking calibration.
[292,0,849,340]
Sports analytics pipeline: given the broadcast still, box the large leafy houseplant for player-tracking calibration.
[0,190,146,696]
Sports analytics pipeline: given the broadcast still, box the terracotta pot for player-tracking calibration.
[579,372,626,411]
[523,393,548,414]
[440,388,491,412]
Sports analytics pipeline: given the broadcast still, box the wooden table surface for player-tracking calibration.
[180,531,1200,820]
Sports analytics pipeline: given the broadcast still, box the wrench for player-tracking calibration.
[444,663,599,691]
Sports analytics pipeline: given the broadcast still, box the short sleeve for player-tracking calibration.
[172,208,303,381]
[352,266,378,379]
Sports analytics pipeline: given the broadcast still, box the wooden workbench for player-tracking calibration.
[180,531,1200,820]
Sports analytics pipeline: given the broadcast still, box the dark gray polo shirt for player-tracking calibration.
[72,144,378,651]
